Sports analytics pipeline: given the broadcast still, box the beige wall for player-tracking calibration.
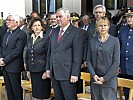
[62,0,81,15]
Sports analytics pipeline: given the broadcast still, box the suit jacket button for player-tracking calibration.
[31,50,33,53]
[32,63,34,64]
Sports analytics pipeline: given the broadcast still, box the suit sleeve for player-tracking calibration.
[3,33,27,64]
[71,29,84,76]
[103,38,120,81]
[46,37,51,71]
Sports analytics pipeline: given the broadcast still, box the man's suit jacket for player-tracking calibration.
[26,31,49,72]
[0,27,27,72]
[46,25,84,80]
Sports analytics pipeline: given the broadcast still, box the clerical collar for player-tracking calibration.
[7,27,18,33]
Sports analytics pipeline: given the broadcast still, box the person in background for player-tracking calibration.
[117,15,127,30]
[49,13,58,28]
[87,17,120,100]
[70,12,80,28]
[87,5,117,38]
[0,15,27,100]
[118,7,133,100]
[80,14,91,31]
[46,13,58,36]
[46,8,84,100]
[112,8,126,25]
[26,17,51,100]
[30,11,39,19]
[19,17,28,34]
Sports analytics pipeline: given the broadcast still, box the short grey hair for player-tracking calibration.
[93,5,106,14]
[56,8,70,17]
[12,15,20,25]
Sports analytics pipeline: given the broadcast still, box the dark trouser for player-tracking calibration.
[76,78,83,93]
[51,71,77,100]
[118,74,133,100]
[2,69,23,100]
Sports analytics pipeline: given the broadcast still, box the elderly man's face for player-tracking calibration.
[6,15,18,30]
[127,15,133,27]
[56,10,70,28]
[94,7,105,20]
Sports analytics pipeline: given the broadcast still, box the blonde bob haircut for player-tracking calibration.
[96,16,110,29]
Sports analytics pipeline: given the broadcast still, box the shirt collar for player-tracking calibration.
[61,23,70,32]
[20,25,24,30]
[31,31,43,39]
[7,27,18,33]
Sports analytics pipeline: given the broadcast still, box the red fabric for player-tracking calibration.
[58,29,64,41]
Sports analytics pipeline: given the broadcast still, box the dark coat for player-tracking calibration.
[26,31,49,72]
[0,27,27,72]
[46,25,84,80]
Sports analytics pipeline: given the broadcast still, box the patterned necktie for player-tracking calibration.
[58,29,64,41]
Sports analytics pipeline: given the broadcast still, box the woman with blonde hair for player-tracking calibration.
[87,17,120,100]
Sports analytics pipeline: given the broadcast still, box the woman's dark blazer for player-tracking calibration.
[25,31,49,72]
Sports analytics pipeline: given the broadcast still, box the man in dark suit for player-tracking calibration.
[0,15,27,100]
[46,8,84,100]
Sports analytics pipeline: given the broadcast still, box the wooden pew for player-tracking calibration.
[118,78,133,100]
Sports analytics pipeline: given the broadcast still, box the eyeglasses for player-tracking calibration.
[6,19,15,22]
[56,15,63,18]
[50,18,56,20]
[95,11,104,14]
